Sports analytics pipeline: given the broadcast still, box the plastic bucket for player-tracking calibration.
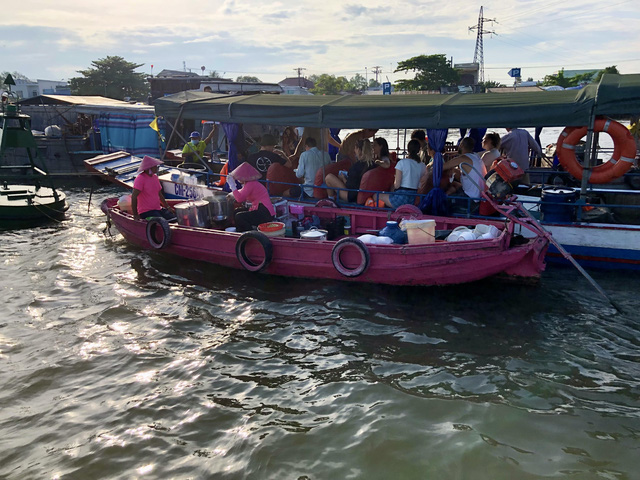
[400,219,436,244]
[258,221,285,237]
[541,187,577,222]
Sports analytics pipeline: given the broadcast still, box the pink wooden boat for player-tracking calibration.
[101,198,549,286]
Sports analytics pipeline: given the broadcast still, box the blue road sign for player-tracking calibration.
[508,68,521,78]
[382,82,391,95]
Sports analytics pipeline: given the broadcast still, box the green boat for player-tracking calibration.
[0,79,67,228]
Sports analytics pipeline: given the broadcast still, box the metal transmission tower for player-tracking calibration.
[294,67,306,86]
[371,66,382,84]
[468,6,495,84]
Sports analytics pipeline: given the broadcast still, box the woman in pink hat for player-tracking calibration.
[131,156,175,221]
[226,162,275,232]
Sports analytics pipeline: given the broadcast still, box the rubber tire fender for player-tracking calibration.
[331,237,370,278]
[236,231,273,272]
[146,217,171,249]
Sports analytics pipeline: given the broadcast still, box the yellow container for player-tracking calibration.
[401,219,436,244]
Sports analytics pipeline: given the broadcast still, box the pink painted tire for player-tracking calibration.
[235,231,273,272]
[331,237,370,277]
[146,217,171,249]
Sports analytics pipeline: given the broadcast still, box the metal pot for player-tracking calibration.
[204,191,234,222]
[175,199,211,228]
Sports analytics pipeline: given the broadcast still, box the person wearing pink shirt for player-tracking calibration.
[227,162,275,232]
[131,156,175,221]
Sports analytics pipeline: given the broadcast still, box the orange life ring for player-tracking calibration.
[557,118,636,184]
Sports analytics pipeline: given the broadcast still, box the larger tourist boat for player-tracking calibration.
[92,73,640,269]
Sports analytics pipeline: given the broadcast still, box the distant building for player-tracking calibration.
[4,78,70,99]
[147,69,233,100]
[455,62,479,85]
[10,78,38,99]
[38,79,70,95]
[279,77,315,90]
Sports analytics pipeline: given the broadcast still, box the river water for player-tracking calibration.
[1,186,639,480]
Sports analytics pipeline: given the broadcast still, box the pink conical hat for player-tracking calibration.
[229,162,261,182]
[137,155,164,172]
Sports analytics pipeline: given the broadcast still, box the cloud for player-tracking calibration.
[0,0,638,86]
[343,4,370,17]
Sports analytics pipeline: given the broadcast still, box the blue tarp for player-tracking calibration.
[99,113,165,157]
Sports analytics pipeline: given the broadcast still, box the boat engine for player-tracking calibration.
[485,158,524,199]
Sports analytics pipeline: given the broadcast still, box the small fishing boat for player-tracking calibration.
[102,194,549,286]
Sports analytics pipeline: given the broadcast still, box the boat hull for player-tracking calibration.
[0,184,67,226]
[104,198,547,286]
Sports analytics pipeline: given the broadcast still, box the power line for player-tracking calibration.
[485,57,640,70]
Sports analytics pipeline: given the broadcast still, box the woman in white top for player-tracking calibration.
[379,140,426,209]
[480,132,501,170]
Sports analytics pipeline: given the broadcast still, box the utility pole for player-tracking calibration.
[468,6,495,84]
[294,67,306,86]
[371,66,382,84]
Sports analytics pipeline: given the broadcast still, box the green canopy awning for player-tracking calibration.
[153,74,640,129]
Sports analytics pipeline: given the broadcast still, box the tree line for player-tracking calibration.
[3,55,622,101]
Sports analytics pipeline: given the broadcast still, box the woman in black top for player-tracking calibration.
[325,139,375,202]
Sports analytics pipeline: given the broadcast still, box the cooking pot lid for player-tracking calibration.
[301,229,326,238]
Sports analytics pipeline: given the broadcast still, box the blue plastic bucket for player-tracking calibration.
[540,187,578,222]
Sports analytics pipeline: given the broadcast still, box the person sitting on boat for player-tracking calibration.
[480,132,501,170]
[246,133,290,180]
[379,140,426,209]
[226,162,276,232]
[131,156,175,222]
[338,129,378,161]
[182,128,217,165]
[289,128,340,168]
[419,143,461,196]
[325,139,376,202]
[373,137,392,168]
[295,137,332,198]
[442,137,487,205]
[282,126,299,158]
[411,129,429,164]
[500,127,545,185]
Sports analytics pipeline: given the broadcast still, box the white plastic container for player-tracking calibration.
[117,194,132,213]
[400,219,436,244]
[446,226,473,242]
[473,224,501,239]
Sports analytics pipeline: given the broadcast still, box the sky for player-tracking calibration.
[1,0,639,87]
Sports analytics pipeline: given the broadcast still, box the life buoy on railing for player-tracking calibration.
[146,217,171,249]
[557,118,636,184]
[235,231,273,272]
[331,238,370,278]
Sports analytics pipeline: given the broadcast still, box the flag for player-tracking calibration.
[149,117,165,142]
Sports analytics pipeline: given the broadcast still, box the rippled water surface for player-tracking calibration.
[1,188,639,480]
